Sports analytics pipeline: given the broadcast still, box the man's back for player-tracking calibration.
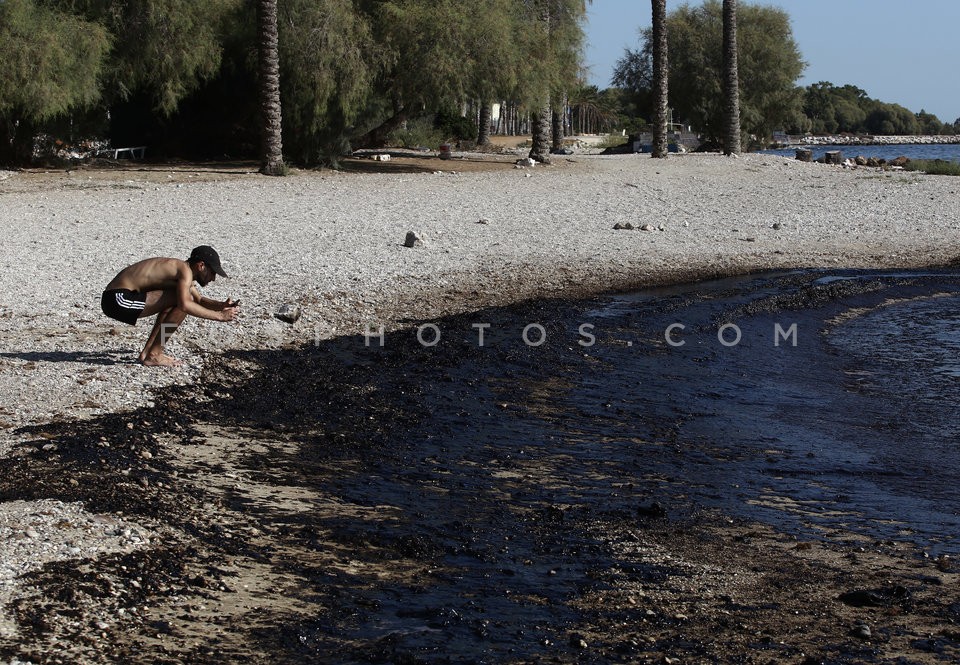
[105,257,185,293]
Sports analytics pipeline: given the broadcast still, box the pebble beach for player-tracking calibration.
[2,152,958,433]
[2,151,960,661]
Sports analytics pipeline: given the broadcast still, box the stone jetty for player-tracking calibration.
[799,134,960,146]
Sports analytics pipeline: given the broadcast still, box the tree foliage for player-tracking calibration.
[0,0,592,165]
[615,0,804,146]
[0,0,109,122]
[611,47,652,130]
[568,85,620,134]
[800,81,954,136]
[510,0,585,106]
[614,2,956,142]
[278,0,373,163]
[468,0,522,144]
[511,0,587,160]
[352,0,490,148]
[6,0,958,166]
[55,0,240,113]
[1,0,240,163]
[0,0,110,161]
[802,82,867,134]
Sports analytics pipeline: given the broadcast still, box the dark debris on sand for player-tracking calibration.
[2,291,960,664]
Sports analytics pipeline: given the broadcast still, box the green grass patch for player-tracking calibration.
[902,159,960,176]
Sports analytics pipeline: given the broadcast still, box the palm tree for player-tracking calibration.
[477,100,492,146]
[651,0,669,158]
[258,0,285,175]
[722,0,741,155]
[569,85,618,134]
[551,101,565,153]
[529,105,552,163]
[527,0,553,164]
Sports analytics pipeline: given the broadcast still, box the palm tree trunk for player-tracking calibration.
[257,0,285,175]
[722,0,742,155]
[528,105,552,163]
[551,106,563,152]
[651,0,669,158]
[477,100,491,145]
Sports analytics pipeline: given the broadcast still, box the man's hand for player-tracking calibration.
[220,304,239,321]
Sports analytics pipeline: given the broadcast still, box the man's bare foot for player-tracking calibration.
[141,354,182,367]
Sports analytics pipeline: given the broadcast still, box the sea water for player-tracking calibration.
[760,142,960,163]
[567,270,960,553]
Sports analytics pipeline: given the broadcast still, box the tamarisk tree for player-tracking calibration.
[0,0,109,163]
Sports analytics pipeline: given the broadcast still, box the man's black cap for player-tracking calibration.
[188,245,229,277]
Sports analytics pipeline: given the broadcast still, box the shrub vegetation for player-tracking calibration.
[902,159,960,176]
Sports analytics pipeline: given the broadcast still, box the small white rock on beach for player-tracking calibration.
[0,151,958,640]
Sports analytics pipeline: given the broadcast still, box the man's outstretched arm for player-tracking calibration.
[196,293,238,312]
[175,267,237,321]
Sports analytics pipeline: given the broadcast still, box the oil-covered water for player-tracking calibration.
[570,270,960,553]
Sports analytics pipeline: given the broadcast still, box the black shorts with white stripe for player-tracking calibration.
[101,289,147,326]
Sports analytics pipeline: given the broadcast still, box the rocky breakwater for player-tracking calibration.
[802,134,960,146]
[793,147,912,167]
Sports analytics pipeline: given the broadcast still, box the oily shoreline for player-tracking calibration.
[3,270,960,663]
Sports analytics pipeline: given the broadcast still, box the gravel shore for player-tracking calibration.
[2,151,959,658]
[2,152,958,434]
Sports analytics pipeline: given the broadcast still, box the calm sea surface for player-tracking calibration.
[760,142,960,163]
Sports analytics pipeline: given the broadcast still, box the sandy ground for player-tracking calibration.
[1,149,960,663]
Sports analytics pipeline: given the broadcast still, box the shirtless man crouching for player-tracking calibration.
[101,245,239,367]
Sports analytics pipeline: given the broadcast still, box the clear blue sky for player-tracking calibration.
[585,0,960,124]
